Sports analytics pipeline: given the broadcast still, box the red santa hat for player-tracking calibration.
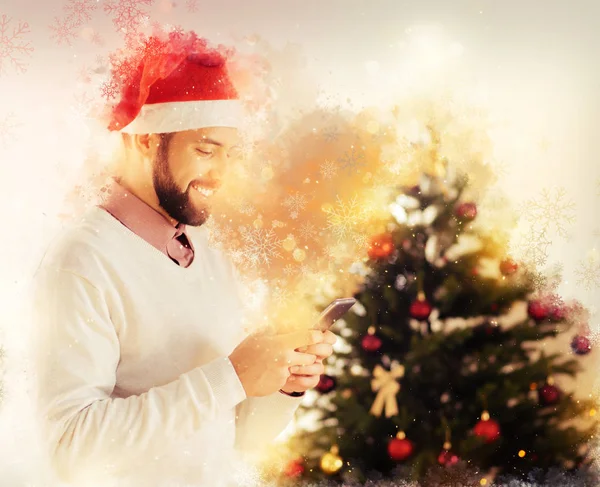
[106,31,244,134]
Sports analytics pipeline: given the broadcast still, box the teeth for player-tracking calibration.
[193,185,214,197]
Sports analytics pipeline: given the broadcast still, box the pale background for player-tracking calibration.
[0,0,598,484]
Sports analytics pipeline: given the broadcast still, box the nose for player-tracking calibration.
[205,168,222,187]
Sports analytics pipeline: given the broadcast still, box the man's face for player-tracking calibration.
[152,127,241,226]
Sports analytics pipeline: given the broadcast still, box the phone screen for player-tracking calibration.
[314,298,356,331]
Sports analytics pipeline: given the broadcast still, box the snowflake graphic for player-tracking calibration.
[526,263,564,294]
[149,20,164,32]
[283,264,297,276]
[78,65,92,83]
[299,221,318,241]
[299,263,316,278]
[122,29,147,50]
[575,254,600,291]
[511,226,552,268]
[91,31,104,46]
[64,0,97,27]
[104,0,153,33]
[522,187,576,238]
[0,14,33,75]
[319,159,338,180]
[205,222,235,249]
[524,269,547,293]
[272,286,291,306]
[49,17,77,46]
[238,202,256,216]
[185,0,199,12]
[352,232,369,249]
[0,112,21,148]
[337,145,366,174]
[283,192,307,219]
[100,80,119,100]
[323,243,341,260]
[324,195,365,243]
[240,227,281,267]
[228,248,245,265]
[171,24,184,35]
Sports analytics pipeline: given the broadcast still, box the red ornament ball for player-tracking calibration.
[438,450,460,467]
[528,300,549,321]
[316,374,336,394]
[410,297,432,320]
[473,321,500,340]
[284,458,305,478]
[368,233,395,260]
[361,334,382,353]
[571,335,592,355]
[538,383,561,405]
[500,259,519,276]
[455,202,477,221]
[388,437,414,461]
[473,418,501,443]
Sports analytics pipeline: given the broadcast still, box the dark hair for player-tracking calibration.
[120,132,175,144]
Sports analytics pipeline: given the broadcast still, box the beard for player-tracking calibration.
[152,134,210,227]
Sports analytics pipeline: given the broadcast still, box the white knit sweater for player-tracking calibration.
[30,206,302,487]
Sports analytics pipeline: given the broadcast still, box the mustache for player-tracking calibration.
[189,178,221,190]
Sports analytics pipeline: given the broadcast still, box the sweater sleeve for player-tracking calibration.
[220,252,303,458]
[234,392,303,460]
[31,265,247,482]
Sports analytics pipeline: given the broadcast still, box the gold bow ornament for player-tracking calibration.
[369,363,405,418]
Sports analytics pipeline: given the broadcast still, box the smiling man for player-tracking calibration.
[31,31,336,487]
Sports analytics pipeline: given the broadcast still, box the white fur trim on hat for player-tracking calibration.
[120,99,245,134]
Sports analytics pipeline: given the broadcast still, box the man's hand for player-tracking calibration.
[280,330,337,394]
[229,329,324,397]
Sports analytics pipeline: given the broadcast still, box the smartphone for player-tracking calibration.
[313,298,356,331]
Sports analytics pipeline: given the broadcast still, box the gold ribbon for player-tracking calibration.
[369,363,404,418]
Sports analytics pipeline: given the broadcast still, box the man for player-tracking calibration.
[31,31,336,487]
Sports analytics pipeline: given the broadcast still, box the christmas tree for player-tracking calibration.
[274,170,598,486]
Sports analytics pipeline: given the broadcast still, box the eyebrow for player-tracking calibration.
[196,138,242,152]
[197,137,223,147]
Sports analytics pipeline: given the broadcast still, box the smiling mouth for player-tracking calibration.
[190,181,219,198]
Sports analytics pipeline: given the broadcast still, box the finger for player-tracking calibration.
[290,362,325,376]
[300,343,333,359]
[288,351,318,366]
[322,330,337,345]
[283,330,324,349]
[289,375,320,389]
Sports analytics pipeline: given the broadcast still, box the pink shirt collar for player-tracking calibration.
[98,178,195,267]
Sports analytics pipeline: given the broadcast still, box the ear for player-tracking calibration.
[132,133,161,160]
